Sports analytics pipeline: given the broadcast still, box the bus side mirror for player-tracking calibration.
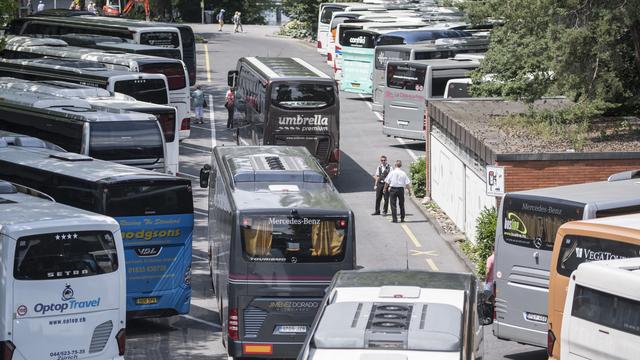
[199,164,211,188]
[478,287,494,326]
[227,70,238,87]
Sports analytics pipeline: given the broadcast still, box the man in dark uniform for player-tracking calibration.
[371,155,391,215]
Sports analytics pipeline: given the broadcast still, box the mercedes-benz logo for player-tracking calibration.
[533,237,543,249]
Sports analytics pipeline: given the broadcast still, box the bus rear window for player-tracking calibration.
[141,49,182,60]
[321,6,342,24]
[374,49,411,70]
[139,63,186,90]
[431,69,475,97]
[241,216,347,263]
[557,235,640,277]
[114,78,168,104]
[340,30,376,48]
[386,64,427,91]
[271,83,335,109]
[139,32,180,48]
[89,121,164,161]
[105,180,193,217]
[376,35,406,46]
[446,81,470,98]
[14,231,118,280]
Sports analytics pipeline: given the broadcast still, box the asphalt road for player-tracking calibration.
[124,24,547,360]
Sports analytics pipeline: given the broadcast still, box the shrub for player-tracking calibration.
[277,20,312,39]
[474,207,497,277]
[409,157,426,198]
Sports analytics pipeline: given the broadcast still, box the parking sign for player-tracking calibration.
[486,165,505,196]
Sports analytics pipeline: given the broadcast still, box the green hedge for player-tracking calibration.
[473,207,497,277]
[409,157,426,198]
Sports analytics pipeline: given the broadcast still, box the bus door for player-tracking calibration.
[105,181,194,316]
[268,81,338,170]
[372,47,410,112]
[494,195,584,347]
[382,62,428,140]
[228,213,354,358]
[11,230,124,359]
[340,30,378,94]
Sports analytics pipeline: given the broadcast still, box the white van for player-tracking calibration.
[561,258,640,360]
[0,180,126,360]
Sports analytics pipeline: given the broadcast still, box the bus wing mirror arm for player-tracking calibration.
[199,164,211,188]
[228,70,238,87]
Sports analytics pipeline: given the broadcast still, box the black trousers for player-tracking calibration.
[374,182,389,214]
[389,187,405,222]
[226,107,234,128]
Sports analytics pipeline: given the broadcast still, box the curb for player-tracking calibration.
[409,195,476,273]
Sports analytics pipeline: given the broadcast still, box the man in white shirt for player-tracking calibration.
[383,160,412,223]
[36,0,45,12]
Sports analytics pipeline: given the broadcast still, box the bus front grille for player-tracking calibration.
[89,320,113,353]
[244,307,268,338]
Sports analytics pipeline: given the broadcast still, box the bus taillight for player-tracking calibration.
[157,113,176,142]
[317,41,322,49]
[228,308,239,341]
[0,340,15,360]
[547,329,556,357]
[330,148,340,163]
[327,52,332,61]
[336,219,347,229]
[181,118,191,131]
[115,329,126,356]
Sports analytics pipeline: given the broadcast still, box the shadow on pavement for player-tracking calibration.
[504,349,547,360]
[333,150,373,193]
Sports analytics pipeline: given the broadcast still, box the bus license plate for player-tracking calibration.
[275,325,307,334]
[397,120,409,126]
[525,312,547,323]
[351,83,360,88]
[136,297,158,305]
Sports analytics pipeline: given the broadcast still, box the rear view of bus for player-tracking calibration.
[0,181,126,360]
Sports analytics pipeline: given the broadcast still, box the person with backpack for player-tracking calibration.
[216,9,225,31]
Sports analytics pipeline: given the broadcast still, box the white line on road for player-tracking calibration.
[180,144,211,154]
[396,137,419,161]
[374,111,383,121]
[194,209,208,216]
[181,314,221,329]
[209,94,216,149]
[358,93,373,110]
[192,254,208,261]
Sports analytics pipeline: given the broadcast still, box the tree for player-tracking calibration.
[462,0,640,114]
[281,0,359,35]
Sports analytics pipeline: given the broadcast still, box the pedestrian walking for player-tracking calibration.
[216,9,226,32]
[69,0,81,10]
[371,155,391,216]
[191,85,206,124]
[383,160,412,223]
[233,11,244,33]
[225,87,235,128]
[36,0,44,12]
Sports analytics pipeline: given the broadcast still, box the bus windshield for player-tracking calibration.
[386,64,427,91]
[14,231,118,280]
[139,32,180,48]
[271,83,336,109]
[114,78,168,104]
[241,216,348,263]
[89,121,164,161]
[139,63,186,90]
[105,181,193,217]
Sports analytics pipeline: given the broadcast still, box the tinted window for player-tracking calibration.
[572,285,640,336]
[340,30,376,48]
[431,69,474,97]
[14,231,118,280]
[114,78,168,104]
[446,81,470,98]
[376,35,405,46]
[414,50,452,60]
[139,63,186,90]
[241,216,347,263]
[139,32,180,48]
[89,121,163,161]
[321,6,344,24]
[271,82,336,109]
[374,49,410,70]
[386,64,427,91]
[557,236,640,277]
[139,48,182,60]
[105,180,193,217]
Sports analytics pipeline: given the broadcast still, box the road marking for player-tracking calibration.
[208,94,216,149]
[194,209,208,216]
[181,314,221,329]
[203,44,212,82]
[180,144,211,153]
[358,93,373,110]
[396,137,419,161]
[400,224,421,248]
[410,249,438,256]
[374,111,383,121]
[426,258,439,271]
[192,254,208,261]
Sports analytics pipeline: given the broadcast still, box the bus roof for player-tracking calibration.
[569,213,640,232]
[509,178,640,206]
[244,57,332,80]
[573,258,640,297]
[0,57,161,79]
[215,146,349,212]
[333,270,475,291]
[0,145,179,184]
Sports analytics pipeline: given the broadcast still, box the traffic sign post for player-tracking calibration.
[486,165,505,197]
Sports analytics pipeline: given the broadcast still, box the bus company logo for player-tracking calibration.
[504,212,527,236]
[122,228,182,241]
[62,284,75,301]
[349,36,367,45]
[575,247,629,261]
[16,305,27,317]
[278,115,329,127]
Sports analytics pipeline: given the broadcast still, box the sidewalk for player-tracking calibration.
[186,22,281,37]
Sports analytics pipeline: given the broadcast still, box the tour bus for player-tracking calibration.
[51,33,183,60]
[0,85,167,173]
[493,176,640,348]
[372,41,488,111]
[547,214,640,359]
[0,130,66,152]
[5,14,197,86]
[2,36,190,139]
[340,27,470,95]
[298,270,492,360]
[0,78,180,175]
[198,146,356,359]
[0,145,194,318]
[382,58,480,140]
[228,57,341,177]
[0,180,127,360]
[0,57,190,140]
[560,258,640,360]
